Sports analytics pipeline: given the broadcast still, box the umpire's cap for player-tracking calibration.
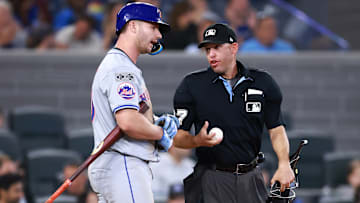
[116,2,170,35]
[198,23,237,48]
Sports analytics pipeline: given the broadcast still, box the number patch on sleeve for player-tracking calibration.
[175,109,188,126]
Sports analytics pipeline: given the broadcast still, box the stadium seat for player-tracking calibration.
[67,128,94,160]
[262,129,335,189]
[8,106,67,152]
[35,195,77,203]
[320,194,354,203]
[324,151,360,188]
[0,129,21,161]
[288,130,334,189]
[25,148,82,200]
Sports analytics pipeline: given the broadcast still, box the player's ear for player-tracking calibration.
[231,42,239,55]
[128,21,138,34]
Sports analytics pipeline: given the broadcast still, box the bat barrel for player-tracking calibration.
[45,179,72,203]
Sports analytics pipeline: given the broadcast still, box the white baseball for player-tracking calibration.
[209,127,223,141]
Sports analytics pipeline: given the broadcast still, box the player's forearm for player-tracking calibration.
[269,125,290,166]
[173,129,198,149]
[115,109,163,140]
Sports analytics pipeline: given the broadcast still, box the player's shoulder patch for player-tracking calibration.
[117,82,136,100]
[115,72,135,82]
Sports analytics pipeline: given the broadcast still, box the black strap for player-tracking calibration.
[216,152,264,174]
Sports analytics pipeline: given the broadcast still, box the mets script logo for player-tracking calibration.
[118,82,136,100]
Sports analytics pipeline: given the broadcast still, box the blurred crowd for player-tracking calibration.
[2,105,360,203]
[0,0,295,53]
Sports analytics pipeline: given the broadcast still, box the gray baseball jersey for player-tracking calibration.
[89,48,158,203]
[90,48,159,162]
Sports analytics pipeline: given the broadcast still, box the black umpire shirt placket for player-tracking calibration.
[211,61,254,103]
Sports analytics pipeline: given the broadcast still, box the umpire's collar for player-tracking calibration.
[210,60,253,83]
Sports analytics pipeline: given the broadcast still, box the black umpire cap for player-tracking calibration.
[198,23,237,48]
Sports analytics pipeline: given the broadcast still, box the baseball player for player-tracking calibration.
[88,3,178,203]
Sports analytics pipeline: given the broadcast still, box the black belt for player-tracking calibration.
[215,152,264,174]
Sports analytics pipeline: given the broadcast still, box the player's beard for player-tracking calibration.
[209,60,226,75]
[212,67,226,76]
[136,37,152,54]
[136,24,156,54]
[210,59,235,78]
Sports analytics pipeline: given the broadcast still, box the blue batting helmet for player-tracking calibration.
[116,2,170,35]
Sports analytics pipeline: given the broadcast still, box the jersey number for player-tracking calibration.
[175,109,188,126]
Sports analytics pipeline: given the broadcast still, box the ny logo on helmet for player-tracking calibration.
[157,8,162,18]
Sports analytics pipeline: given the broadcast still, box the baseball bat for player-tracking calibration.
[45,102,149,203]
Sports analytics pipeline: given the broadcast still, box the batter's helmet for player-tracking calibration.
[116,2,170,35]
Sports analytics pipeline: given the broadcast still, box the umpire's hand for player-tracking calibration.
[194,121,223,147]
[271,163,295,192]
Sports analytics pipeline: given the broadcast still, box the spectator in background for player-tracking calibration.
[133,0,161,7]
[150,147,195,202]
[187,0,208,24]
[0,155,18,176]
[53,0,87,31]
[102,1,124,50]
[0,1,26,49]
[26,24,57,50]
[86,0,105,33]
[240,14,295,53]
[348,160,360,203]
[10,0,52,29]
[0,107,5,129]
[85,191,98,203]
[167,183,185,203]
[0,173,24,203]
[61,162,96,203]
[55,14,102,51]
[185,12,219,53]
[160,0,181,20]
[224,0,257,45]
[162,1,197,50]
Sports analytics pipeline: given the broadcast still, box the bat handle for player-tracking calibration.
[45,179,72,203]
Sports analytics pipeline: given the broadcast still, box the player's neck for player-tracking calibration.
[222,61,238,79]
[114,38,140,64]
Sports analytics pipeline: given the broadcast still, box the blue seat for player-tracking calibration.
[8,106,67,152]
[324,151,360,188]
[67,128,94,160]
[25,148,82,199]
[261,129,335,189]
[0,129,21,161]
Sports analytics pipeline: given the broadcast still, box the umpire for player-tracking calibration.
[172,23,294,203]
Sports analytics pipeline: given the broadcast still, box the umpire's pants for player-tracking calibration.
[184,165,268,203]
